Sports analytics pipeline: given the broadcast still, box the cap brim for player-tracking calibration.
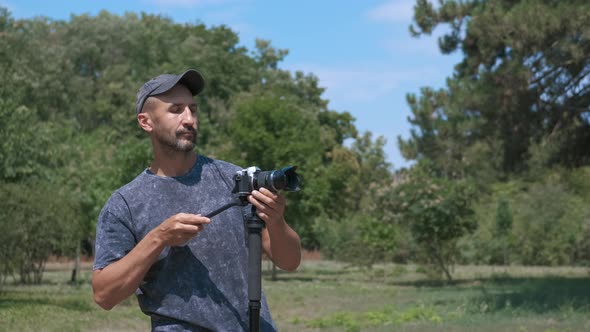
[152,69,205,97]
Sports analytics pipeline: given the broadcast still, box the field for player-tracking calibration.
[1,259,589,332]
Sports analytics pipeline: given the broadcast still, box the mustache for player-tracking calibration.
[177,128,196,135]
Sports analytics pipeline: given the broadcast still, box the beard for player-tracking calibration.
[155,127,198,152]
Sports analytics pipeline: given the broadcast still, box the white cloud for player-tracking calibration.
[286,62,442,103]
[365,0,415,24]
[283,62,437,169]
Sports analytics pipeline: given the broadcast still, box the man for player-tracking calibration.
[92,69,301,331]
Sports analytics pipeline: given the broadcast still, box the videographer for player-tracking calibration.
[92,69,301,331]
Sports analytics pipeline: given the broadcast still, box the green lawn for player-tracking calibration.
[1,261,589,331]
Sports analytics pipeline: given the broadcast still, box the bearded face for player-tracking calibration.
[153,125,198,152]
[142,84,200,153]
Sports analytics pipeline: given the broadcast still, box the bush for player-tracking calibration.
[314,213,396,268]
[0,182,81,284]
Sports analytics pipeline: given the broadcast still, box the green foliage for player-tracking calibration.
[463,168,590,266]
[495,198,513,237]
[223,90,322,170]
[4,0,590,277]
[492,198,513,265]
[310,130,395,258]
[361,217,397,265]
[220,90,325,243]
[393,160,477,280]
[0,102,70,183]
[397,0,590,269]
[0,183,82,284]
[314,213,396,268]
[405,0,590,174]
[513,180,586,266]
[0,6,399,270]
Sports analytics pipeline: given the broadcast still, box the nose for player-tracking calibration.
[180,106,195,124]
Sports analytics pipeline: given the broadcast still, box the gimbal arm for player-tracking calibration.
[204,197,244,219]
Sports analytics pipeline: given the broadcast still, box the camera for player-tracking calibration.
[233,166,301,195]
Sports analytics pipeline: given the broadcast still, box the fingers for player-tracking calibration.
[176,213,210,235]
[178,213,211,224]
[160,213,211,246]
[248,192,272,212]
[249,188,285,208]
[248,189,286,223]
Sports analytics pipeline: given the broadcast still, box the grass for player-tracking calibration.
[1,261,589,331]
[0,266,148,332]
[265,262,590,332]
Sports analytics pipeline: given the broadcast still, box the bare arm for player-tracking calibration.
[248,188,301,271]
[92,213,210,310]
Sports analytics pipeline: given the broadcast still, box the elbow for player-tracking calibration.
[92,269,119,310]
[280,262,300,272]
[277,255,301,272]
[92,276,117,310]
[279,244,302,272]
[93,291,116,310]
[268,253,300,272]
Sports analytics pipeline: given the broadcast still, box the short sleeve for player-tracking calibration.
[93,193,137,270]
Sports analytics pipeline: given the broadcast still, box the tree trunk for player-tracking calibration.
[502,237,509,266]
[71,243,81,283]
[430,243,453,281]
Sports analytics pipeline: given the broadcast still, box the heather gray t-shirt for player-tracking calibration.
[94,155,276,331]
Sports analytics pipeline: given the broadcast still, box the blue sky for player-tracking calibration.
[1,0,462,169]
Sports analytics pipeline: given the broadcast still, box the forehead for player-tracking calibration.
[154,84,195,105]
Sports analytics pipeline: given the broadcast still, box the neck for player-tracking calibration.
[150,146,197,177]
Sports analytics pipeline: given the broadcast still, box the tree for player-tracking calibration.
[221,89,324,241]
[396,0,590,269]
[495,198,513,265]
[0,7,400,273]
[394,161,477,280]
[513,179,586,266]
[314,132,396,267]
[0,183,82,284]
[403,0,590,176]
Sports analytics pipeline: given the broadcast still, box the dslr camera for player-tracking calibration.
[233,166,301,195]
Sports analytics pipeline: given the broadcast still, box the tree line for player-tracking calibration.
[1,0,589,283]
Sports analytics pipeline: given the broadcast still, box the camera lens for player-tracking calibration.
[256,166,300,192]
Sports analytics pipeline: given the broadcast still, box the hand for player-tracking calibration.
[247,188,286,226]
[248,188,301,271]
[154,213,210,247]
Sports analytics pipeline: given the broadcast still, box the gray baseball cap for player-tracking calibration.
[135,69,205,114]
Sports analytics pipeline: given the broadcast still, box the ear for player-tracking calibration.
[137,112,153,133]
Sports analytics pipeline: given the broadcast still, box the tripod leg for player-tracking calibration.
[247,212,264,332]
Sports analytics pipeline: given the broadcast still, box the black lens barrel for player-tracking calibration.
[255,166,300,192]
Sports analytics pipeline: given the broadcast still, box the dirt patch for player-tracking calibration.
[302,250,321,261]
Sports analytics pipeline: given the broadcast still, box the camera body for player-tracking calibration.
[233,166,300,195]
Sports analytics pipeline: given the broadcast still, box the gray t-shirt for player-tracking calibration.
[94,155,276,331]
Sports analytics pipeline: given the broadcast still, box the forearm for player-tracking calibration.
[92,231,165,310]
[265,219,301,271]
